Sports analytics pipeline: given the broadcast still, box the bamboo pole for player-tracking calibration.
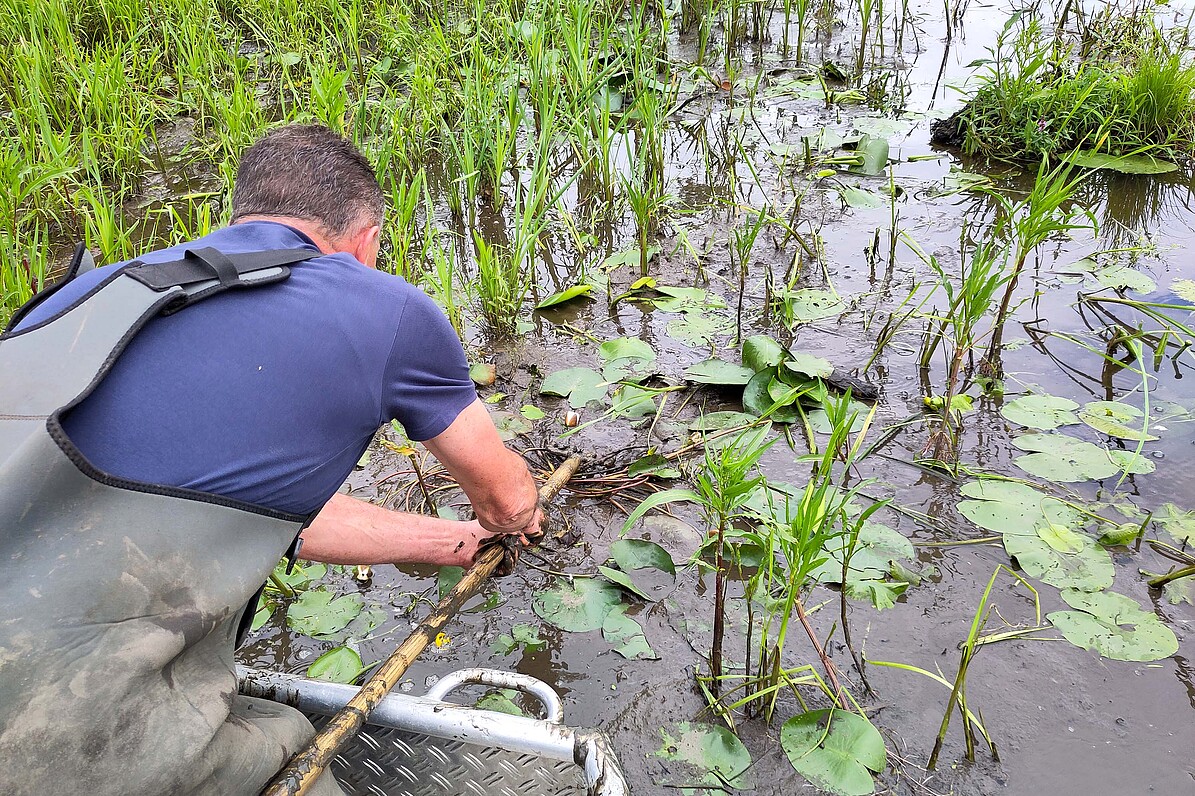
[262,456,581,796]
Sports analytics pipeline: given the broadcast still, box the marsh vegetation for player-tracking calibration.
[4,0,1195,793]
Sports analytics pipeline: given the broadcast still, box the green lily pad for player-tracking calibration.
[1154,503,1195,544]
[612,384,658,418]
[684,359,755,385]
[599,336,656,363]
[1079,401,1158,441]
[611,539,677,577]
[957,479,1083,535]
[1012,433,1153,482]
[783,353,834,379]
[841,186,885,209]
[1070,150,1178,175]
[742,335,785,372]
[743,368,800,423]
[307,646,365,684]
[1163,578,1195,607]
[469,362,497,386]
[843,578,908,610]
[667,312,733,345]
[491,410,532,440]
[781,709,886,796]
[1003,524,1113,592]
[780,289,847,325]
[847,134,889,176]
[1001,394,1080,430]
[1097,522,1142,547]
[656,722,753,790]
[492,623,546,655]
[601,604,657,659]
[814,522,913,584]
[536,284,594,309]
[805,401,871,434]
[654,285,726,313]
[251,600,273,632]
[476,690,525,716]
[1171,279,1195,304]
[286,589,365,637]
[1049,589,1179,661]
[540,367,608,408]
[520,404,545,420]
[1093,264,1156,294]
[533,578,623,632]
[598,566,653,600]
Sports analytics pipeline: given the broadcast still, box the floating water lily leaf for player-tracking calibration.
[540,367,607,408]
[536,284,594,309]
[520,404,545,420]
[815,522,914,583]
[847,134,890,176]
[438,566,464,599]
[492,623,546,654]
[602,605,657,659]
[1153,503,1195,544]
[611,539,677,577]
[781,709,886,796]
[593,85,624,113]
[656,722,753,790]
[598,565,653,600]
[743,368,800,423]
[654,285,726,313]
[1003,524,1113,592]
[667,312,733,345]
[957,479,1082,534]
[1163,579,1195,607]
[1171,279,1195,304]
[841,187,885,209]
[1093,263,1156,294]
[844,579,908,610]
[1078,401,1157,441]
[689,411,757,431]
[491,410,532,440]
[852,116,914,138]
[784,353,834,379]
[1049,589,1179,661]
[612,384,657,418]
[1012,433,1153,482]
[1097,522,1142,546]
[628,453,682,479]
[1001,394,1080,430]
[286,589,365,636]
[602,246,659,270]
[272,560,327,592]
[805,401,871,434]
[780,289,847,325]
[469,362,497,386]
[307,646,365,684]
[685,359,755,385]
[251,600,273,632]
[600,337,656,363]
[476,690,525,716]
[1070,150,1179,175]
[533,577,623,631]
[742,335,786,372]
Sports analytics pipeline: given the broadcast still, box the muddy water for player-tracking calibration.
[241,0,1195,792]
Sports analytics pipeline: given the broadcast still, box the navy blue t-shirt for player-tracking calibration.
[14,221,477,515]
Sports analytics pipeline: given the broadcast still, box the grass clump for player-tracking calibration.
[937,8,1195,164]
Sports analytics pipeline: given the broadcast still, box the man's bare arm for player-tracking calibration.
[299,493,494,567]
[422,398,541,538]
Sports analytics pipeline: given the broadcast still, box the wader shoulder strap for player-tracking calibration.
[0,246,317,419]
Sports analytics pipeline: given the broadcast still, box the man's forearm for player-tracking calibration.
[299,493,486,567]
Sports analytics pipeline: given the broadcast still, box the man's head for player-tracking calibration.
[231,125,384,267]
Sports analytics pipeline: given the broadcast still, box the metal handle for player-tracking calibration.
[426,667,565,724]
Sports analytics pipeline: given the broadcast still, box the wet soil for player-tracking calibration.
[239,0,1195,793]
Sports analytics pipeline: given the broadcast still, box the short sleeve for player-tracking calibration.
[382,288,477,440]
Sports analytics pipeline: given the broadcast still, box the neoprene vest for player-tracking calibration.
[0,246,344,795]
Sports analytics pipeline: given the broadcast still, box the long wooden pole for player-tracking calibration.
[262,456,582,796]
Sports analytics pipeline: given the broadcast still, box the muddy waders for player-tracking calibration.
[0,246,345,796]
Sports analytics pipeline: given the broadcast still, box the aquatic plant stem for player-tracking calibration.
[795,595,844,704]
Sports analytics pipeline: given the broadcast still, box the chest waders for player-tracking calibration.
[0,246,345,796]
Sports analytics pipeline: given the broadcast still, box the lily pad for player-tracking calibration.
[841,186,885,209]
[1012,433,1153,482]
[536,284,594,309]
[742,335,785,372]
[476,690,525,716]
[1049,589,1179,661]
[611,539,677,577]
[1153,503,1195,544]
[1070,150,1179,175]
[654,285,726,313]
[1163,578,1195,607]
[286,589,365,637]
[597,566,654,600]
[611,384,658,418]
[469,362,497,386]
[684,358,755,385]
[1078,401,1158,441]
[599,336,655,363]
[533,578,623,632]
[1001,394,1080,430]
[1003,524,1114,592]
[784,353,834,379]
[307,646,365,684]
[815,522,913,584]
[958,479,1083,534]
[656,722,753,790]
[491,410,533,440]
[743,368,800,423]
[843,579,908,610]
[805,401,871,434]
[779,289,847,326]
[492,623,545,655]
[540,367,608,408]
[781,709,886,796]
[847,134,890,176]
[602,605,657,659]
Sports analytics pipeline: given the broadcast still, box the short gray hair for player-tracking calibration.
[231,125,384,237]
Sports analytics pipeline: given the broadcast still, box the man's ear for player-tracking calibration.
[349,224,382,269]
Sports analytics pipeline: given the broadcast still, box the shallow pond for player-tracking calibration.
[236,0,1195,793]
